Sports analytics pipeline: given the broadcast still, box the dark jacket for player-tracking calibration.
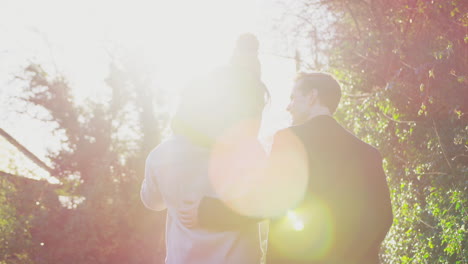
[198,115,393,264]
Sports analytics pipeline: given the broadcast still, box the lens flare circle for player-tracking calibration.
[257,128,309,218]
[269,197,336,262]
[208,120,267,217]
[209,126,308,218]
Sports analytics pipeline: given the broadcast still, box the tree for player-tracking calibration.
[1,56,168,263]
[279,0,467,263]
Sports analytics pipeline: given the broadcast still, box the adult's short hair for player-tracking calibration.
[295,72,342,113]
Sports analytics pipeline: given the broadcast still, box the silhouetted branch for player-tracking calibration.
[0,128,54,174]
[431,118,453,170]
[345,2,362,39]
[0,170,21,178]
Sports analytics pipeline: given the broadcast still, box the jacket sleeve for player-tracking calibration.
[371,151,393,241]
[352,149,393,259]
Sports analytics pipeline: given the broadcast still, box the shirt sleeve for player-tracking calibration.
[140,154,166,211]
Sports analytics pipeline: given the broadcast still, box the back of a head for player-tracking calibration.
[229,33,269,111]
[235,33,259,54]
[171,33,269,146]
[172,76,265,147]
[295,72,342,113]
[230,33,261,79]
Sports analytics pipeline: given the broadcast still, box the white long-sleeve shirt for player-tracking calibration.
[140,135,262,264]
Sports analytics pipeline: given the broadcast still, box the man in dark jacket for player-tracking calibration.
[180,72,393,264]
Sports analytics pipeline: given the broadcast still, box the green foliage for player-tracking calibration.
[0,178,33,264]
[1,60,168,263]
[289,0,467,263]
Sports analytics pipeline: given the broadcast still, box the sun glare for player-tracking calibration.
[0,0,296,183]
[209,126,308,218]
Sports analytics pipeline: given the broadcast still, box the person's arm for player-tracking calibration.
[191,128,301,230]
[193,135,269,230]
[140,155,166,211]
[345,149,393,261]
[178,197,263,230]
[370,151,393,239]
[197,196,262,230]
[179,128,304,230]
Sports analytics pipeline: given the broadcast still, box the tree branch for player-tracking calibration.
[380,112,417,124]
[0,170,22,178]
[345,2,362,40]
[0,128,55,175]
[431,118,453,170]
[0,171,59,192]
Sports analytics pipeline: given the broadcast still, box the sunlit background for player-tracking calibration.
[0,2,324,261]
[0,0,299,183]
[1,0,466,263]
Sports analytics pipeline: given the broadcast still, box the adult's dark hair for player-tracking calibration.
[230,33,269,102]
[295,72,342,113]
[171,34,269,147]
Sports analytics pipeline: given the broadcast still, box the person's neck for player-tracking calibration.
[307,104,332,121]
[291,104,332,126]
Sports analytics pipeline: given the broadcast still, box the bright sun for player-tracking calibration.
[0,0,296,182]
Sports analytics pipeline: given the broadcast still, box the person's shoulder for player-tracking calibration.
[145,135,182,164]
[271,127,306,151]
[332,119,382,156]
[284,121,316,140]
[273,127,299,140]
[365,143,382,160]
[353,137,382,161]
[361,139,379,152]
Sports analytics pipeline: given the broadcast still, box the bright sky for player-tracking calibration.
[0,0,298,180]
